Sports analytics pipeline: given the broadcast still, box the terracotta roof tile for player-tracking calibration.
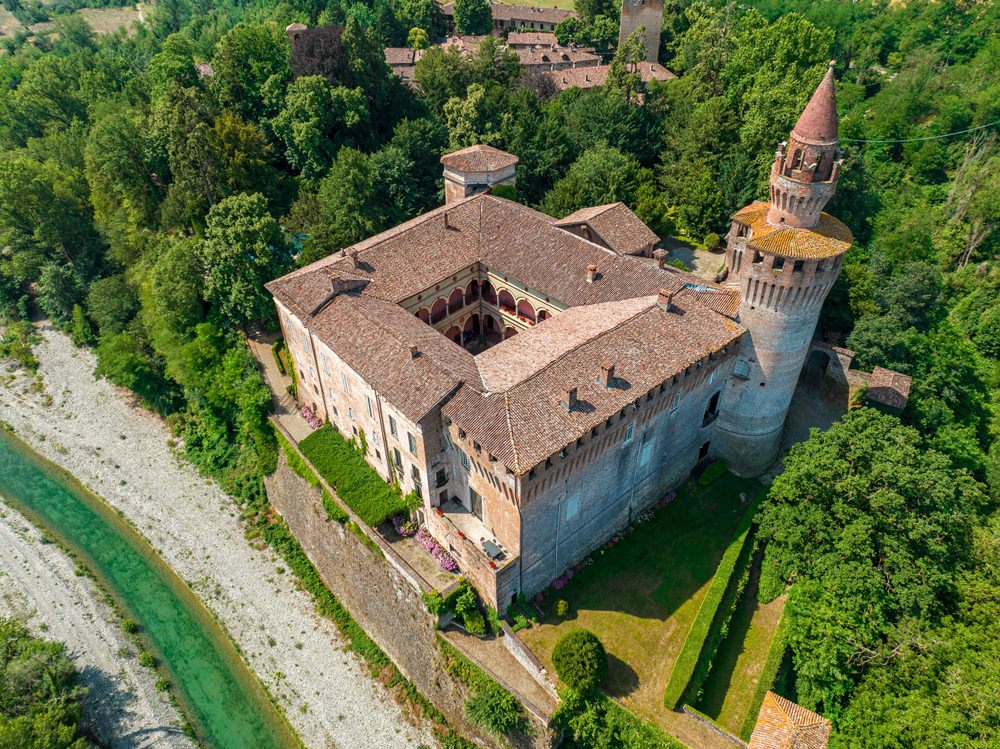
[507,31,558,46]
[555,202,659,255]
[440,144,519,173]
[441,2,575,25]
[544,62,676,90]
[749,692,831,749]
[733,202,852,260]
[793,65,838,145]
[866,366,912,410]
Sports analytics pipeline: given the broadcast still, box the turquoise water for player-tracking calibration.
[0,429,300,749]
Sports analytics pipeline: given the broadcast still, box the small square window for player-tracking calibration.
[348,407,355,421]
[623,423,634,444]
[407,433,417,454]
[670,393,681,411]
[733,361,751,380]
[392,448,402,468]
[565,494,580,520]
[341,372,350,393]
[389,415,397,437]
[460,451,470,470]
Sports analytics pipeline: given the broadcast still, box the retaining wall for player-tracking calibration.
[264,459,553,749]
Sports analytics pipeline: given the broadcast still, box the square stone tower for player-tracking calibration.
[619,0,664,62]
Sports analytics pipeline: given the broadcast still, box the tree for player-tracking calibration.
[605,27,648,103]
[270,76,369,180]
[408,27,429,50]
[552,629,608,692]
[197,193,289,329]
[586,15,620,55]
[757,408,985,712]
[453,0,491,35]
[146,33,199,95]
[36,263,84,325]
[555,16,584,46]
[396,0,442,38]
[575,0,618,26]
[542,144,645,218]
[444,83,504,149]
[86,274,138,338]
[211,22,291,120]
[414,45,472,115]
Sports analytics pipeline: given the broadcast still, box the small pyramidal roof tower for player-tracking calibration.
[766,63,843,229]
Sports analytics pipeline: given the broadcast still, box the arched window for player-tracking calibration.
[448,288,464,315]
[516,299,536,323]
[498,290,516,314]
[430,298,447,324]
[537,309,550,322]
[466,280,480,304]
[481,280,497,304]
[791,149,803,169]
[416,308,430,323]
[445,325,461,344]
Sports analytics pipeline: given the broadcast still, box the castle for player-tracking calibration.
[266,66,850,608]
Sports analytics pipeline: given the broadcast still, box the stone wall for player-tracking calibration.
[264,460,553,749]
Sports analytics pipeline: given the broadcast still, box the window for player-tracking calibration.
[407,432,417,454]
[733,360,751,380]
[341,372,350,393]
[460,451,471,470]
[411,465,421,483]
[623,422,635,444]
[371,432,379,446]
[791,149,803,169]
[528,468,536,481]
[670,392,681,411]
[793,260,805,272]
[389,415,397,437]
[321,356,330,375]
[366,396,374,419]
[753,251,764,264]
[565,494,580,521]
[348,407,355,421]
[392,448,402,468]
[328,387,335,400]
[772,257,785,270]
[707,369,716,386]
[639,438,655,467]
[302,335,311,355]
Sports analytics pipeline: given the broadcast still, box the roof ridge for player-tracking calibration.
[503,391,520,474]
[505,297,658,394]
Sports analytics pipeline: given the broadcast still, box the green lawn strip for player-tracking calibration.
[739,613,790,741]
[663,493,762,709]
[437,636,527,738]
[298,424,415,527]
[682,703,732,734]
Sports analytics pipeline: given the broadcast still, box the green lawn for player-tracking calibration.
[695,559,786,734]
[520,472,762,731]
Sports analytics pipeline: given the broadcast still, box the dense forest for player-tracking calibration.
[0,0,996,746]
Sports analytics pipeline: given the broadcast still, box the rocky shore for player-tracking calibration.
[0,327,433,749]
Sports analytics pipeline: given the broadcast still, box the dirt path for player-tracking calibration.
[0,327,433,749]
[0,504,195,749]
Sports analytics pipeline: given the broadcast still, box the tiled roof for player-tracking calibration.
[384,47,419,66]
[269,192,744,466]
[733,202,852,260]
[544,62,676,90]
[749,692,831,749]
[555,202,659,255]
[866,366,912,410]
[440,144,520,173]
[515,46,600,68]
[507,31,558,46]
[793,64,838,145]
[443,295,743,474]
[441,2,575,25]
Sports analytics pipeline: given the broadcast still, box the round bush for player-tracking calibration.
[703,231,720,249]
[554,599,569,618]
[552,628,607,692]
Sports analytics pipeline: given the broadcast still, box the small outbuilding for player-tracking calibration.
[749,691,831,749]
[865,366,912,412]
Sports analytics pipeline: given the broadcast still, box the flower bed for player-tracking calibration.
[299,405,322,429]
[391,514,417,537]
[416,527,458,572]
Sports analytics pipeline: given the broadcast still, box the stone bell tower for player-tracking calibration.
[619,0,664,62]
[714,64,852,475]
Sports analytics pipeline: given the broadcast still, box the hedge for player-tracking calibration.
[740,613,790,741]
[271,340,287,375]
[438,637,526,737]
[663,496,761,709]
[556,690,684,749]
[298,424,416,527]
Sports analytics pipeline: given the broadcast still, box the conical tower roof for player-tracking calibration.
[791,63,838,144]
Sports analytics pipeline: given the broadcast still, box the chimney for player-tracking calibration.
[443,211,451,230]
[349,249,359,268]
[600,360,615,387]
[560,384,578,412]
[586,263,598,283]
[658,288,674,311]
[653,248,667,269]
[409,345,419,359]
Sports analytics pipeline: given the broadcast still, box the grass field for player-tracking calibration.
[695,558,786,734]
[0,7,21,37]
[520,471,762,733]
[78,6,144,35]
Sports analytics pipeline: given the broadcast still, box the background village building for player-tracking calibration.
[441,2,575,34]
[619,0,665,62]
[267,70,849,608]
[749,692,831,749]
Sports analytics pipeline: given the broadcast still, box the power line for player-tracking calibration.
[840,120,1000,144]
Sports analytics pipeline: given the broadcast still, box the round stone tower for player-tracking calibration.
[714,64,853,475]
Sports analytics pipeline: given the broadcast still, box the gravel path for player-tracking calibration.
[0,504,195,749]
[0,327,434,749]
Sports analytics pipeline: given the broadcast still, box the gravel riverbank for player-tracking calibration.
[0,327,434,749]
[0,504,195,749]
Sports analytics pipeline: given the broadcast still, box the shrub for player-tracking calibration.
[121,618,138,634]
[466,687,522,737]
[463,611,486,636]
[299,424,417,526]
[552,629,608,692]
[667,258,690,271]
[556,689,683,748]
[662,496,760,709]
[698,460,727,486]
[271,340,287,374]
[703,231,720,249]
[554,599,569,618]
[138,651,157,668]
[486,606,502,634]
[322,490,349,523]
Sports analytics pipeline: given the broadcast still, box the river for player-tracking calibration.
[0,428,300,749]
